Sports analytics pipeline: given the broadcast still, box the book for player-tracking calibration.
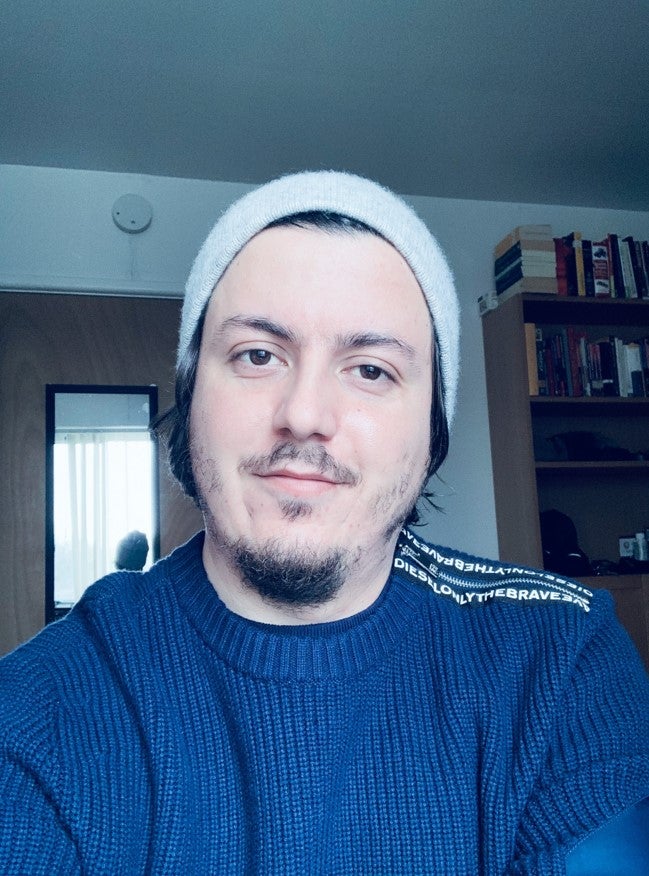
[588,341,603,395]
[535,328,547,395]
[562,233,578,296]
[613,337,631,396]
[573,232,586,296]
[624,237,647,299]
[640,240,649,293]
[596,338,619,395]
[495,262,557,294]
[592,240,611,297]
[618,238,638,298]
[494,225,553,259]
[494,240,555,275]
[582,238,595,297]
[625,341,645,396]
[554,234,579,296]
[567,326,585,396]
[642,337,649,395]
[578,334,591,395]
[607,234,626,298]
[634,240,648,298]
[495,257,557,283]
[554,236,570,296]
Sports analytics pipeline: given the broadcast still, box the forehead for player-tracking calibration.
[204,225,433,354]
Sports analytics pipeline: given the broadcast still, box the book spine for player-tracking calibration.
[552,333,569,396]
[536,327,547,395]
[554,237,569,296]
[635,241,648,298]
[608,234,626,298]
[494,226,553,258]
[625,342,645,396]
[495,262,524,293]
[589,341,603,395]
[494,241,522,276]
[642,337,649,397]
[563,233,578,296]
[613,337,630,396]
[566,326,584,396]
[640,240,649,297]
[598,339,618,395]
[543,339,556,396]
[625,237,647,299]
[578,334,591,395]
[582,239,595,296]
[592,240,611,297]
[619,238,638,298]
[573,232,586,296]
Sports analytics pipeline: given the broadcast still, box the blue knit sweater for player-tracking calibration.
[1,529,648,874]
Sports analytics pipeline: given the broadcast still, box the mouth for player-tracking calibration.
[255,468,345,498]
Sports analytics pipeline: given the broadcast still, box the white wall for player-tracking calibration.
[2,163,649,558]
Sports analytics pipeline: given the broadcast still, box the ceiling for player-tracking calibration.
[2,0,649,211]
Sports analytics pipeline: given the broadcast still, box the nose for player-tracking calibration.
[272,364,338,441]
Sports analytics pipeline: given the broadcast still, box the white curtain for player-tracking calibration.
[54,431,153,605]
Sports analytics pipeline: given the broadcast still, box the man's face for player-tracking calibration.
[190,224,434,603]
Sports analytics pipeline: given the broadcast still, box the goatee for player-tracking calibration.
[231,539,348,607]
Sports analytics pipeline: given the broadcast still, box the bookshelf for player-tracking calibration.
[482,293,649,668]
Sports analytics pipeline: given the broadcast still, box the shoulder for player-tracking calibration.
[0,535,201,747]
[395,527,597,616]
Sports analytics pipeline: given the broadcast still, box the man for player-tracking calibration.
[1,171,648,873]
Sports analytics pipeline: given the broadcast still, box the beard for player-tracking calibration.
[193,439,427,610]
[229,538,349,607]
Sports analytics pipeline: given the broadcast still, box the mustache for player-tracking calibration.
[239,441,360,486]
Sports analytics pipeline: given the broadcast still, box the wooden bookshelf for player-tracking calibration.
[482,294,649,669]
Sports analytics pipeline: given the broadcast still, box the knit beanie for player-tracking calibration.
[180,170,460,424]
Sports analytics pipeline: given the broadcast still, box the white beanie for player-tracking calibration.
[180,170,460,424]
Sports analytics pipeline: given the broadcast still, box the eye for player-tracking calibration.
[244,349,275,366]
[357,363,390,381]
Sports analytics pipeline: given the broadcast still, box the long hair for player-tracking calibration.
[153,211,450,525]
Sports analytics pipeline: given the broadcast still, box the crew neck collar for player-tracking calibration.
[168,532,422,682]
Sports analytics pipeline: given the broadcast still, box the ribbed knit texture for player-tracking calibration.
[1,530,648,874]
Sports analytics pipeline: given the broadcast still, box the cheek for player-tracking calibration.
[344,405,429,472]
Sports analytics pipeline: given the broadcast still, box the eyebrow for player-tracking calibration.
[217,315,298,344]
[217,316,417,361]
[337,331,417,362]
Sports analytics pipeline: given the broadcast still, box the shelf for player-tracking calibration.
[519,293,649,327]
[483,280,649,671]
[530,396,649,416]
[536,460,649,473]
[579,574,648,590]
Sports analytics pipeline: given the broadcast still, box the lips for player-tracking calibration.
[256,468,344,497]
[240,442,360,489]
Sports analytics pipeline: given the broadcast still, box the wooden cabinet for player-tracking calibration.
[482,294,649,668]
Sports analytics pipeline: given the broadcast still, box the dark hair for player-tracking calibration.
[153,211,449,525]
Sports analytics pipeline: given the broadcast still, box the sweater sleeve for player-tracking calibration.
[509,591,649,875]
[0,649,82,875]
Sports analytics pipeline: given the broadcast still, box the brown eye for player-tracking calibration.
[248,349,273,366]
[359,364,383,381]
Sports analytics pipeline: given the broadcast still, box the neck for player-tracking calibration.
[201,532,400,625]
